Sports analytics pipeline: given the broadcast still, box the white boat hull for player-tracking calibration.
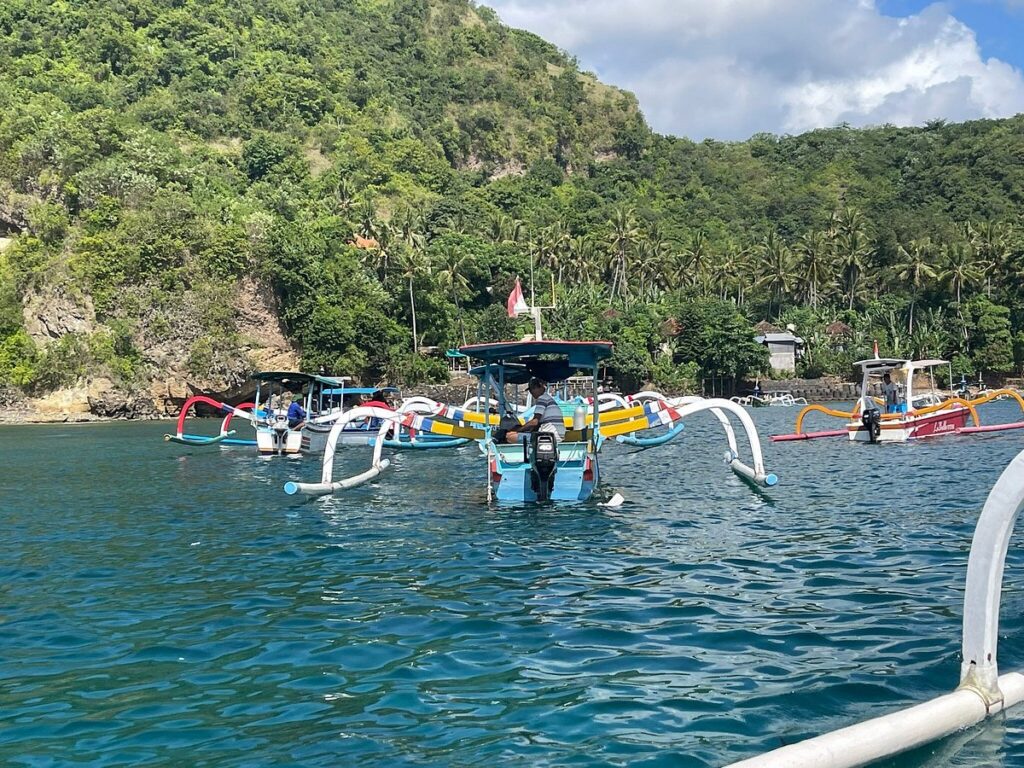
[847,406,969,443]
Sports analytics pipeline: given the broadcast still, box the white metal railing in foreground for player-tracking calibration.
[725,447,1024,768]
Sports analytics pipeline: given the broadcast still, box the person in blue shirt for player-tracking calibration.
[285,392,306,429]
[505,378,565,443]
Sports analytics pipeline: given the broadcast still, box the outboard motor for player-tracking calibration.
[530,432,559,501]
[861,407,882,444]
[272,414,289,454]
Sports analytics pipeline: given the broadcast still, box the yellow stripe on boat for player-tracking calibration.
[406,413,488,440]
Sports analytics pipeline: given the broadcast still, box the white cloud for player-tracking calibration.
[485,0,1024,139]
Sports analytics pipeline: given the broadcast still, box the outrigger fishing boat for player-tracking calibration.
[774,357,1024,443]
[284,339,779,502]
[165,372,409,456]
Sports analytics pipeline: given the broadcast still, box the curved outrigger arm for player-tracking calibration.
[164,395,260,446]
[284,408,489,496]
[724,448,1024,768]
[284,406,398,496]
[960,447,1024,705]
[605,393,778,487]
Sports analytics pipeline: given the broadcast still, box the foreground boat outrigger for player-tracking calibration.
[284,339,779,502]
[774,357,1024,443]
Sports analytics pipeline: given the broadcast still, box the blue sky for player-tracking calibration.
[880,1,1024,67]
[486,0,1024,140]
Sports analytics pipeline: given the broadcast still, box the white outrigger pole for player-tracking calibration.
[625,391,778,487]
[726,447,1024,768]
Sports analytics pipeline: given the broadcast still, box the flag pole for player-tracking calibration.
[530,244,542,340]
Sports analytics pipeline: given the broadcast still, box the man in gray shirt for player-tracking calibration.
[882,372,901,413]
[505,377,565,442]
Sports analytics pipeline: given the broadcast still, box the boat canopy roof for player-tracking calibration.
[460,340,613,383]
[253,371,350,387]
[909,359,949,369]
[854,358,908,374]
[321,386,400,396]
[460,340,613,364]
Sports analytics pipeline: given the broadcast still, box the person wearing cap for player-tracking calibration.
[505,377,565,443]
[285,392,306,429]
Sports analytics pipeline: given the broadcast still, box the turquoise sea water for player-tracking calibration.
[3,402,1024,767]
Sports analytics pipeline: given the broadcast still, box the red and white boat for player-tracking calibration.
[848,358,968,443]
[773,356,1024,444]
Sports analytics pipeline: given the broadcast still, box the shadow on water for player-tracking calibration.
[2,408,1024,767]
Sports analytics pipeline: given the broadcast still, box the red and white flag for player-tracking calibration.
[507,277,528,317]
[873,340,880,358]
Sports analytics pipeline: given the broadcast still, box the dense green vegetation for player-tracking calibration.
[0,0,1022,397]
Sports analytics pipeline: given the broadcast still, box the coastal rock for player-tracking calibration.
[87,377,158,419]
[22,285,97,344]
[30,385,94,421]
[233,277,299,374]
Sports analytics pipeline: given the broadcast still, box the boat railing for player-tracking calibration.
[724,447,1024,767]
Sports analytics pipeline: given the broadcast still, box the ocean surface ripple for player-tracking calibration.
[3,402,1024,767]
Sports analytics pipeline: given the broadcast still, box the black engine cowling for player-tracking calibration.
[530,432,559,501]
[861,408,882,444]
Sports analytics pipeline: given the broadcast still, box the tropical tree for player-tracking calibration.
[940,240,981,306]
[398,245,430,354]
[794,230,831,309]
[757,230,796,319]
[606,207,638,302]
[830,207,874,310]
[893,237,937,334]
[437,243,471,345]
[567,234,599,284]
[940,240,982,342]
[683,229,712,295]
[967,220,1009,296]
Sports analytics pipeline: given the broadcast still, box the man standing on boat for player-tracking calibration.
[506,378,565,443]
[882,373,901,414]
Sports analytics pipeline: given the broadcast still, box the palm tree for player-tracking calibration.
[538,222,570,285]
[399,245,430,354]
[334,177,355,211]
[606,207,638,302]
[893,237,937,334]
[567,234,598,284]
[830,208,873,310]
[794,230,831,309]
[356,198,378,241]
[633,235,666,302]
[437,244,471,346]
[968,220,1009,297]
[940,240,980,306]
[757,230,796,319]
[708,248,736,302]
[684,229,711,295]
[733,244,756,307]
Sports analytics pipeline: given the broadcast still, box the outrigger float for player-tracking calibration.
[773,357,1024,443]
[284,340,778,502]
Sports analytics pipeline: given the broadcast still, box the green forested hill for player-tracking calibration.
[0,0,1022,402]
